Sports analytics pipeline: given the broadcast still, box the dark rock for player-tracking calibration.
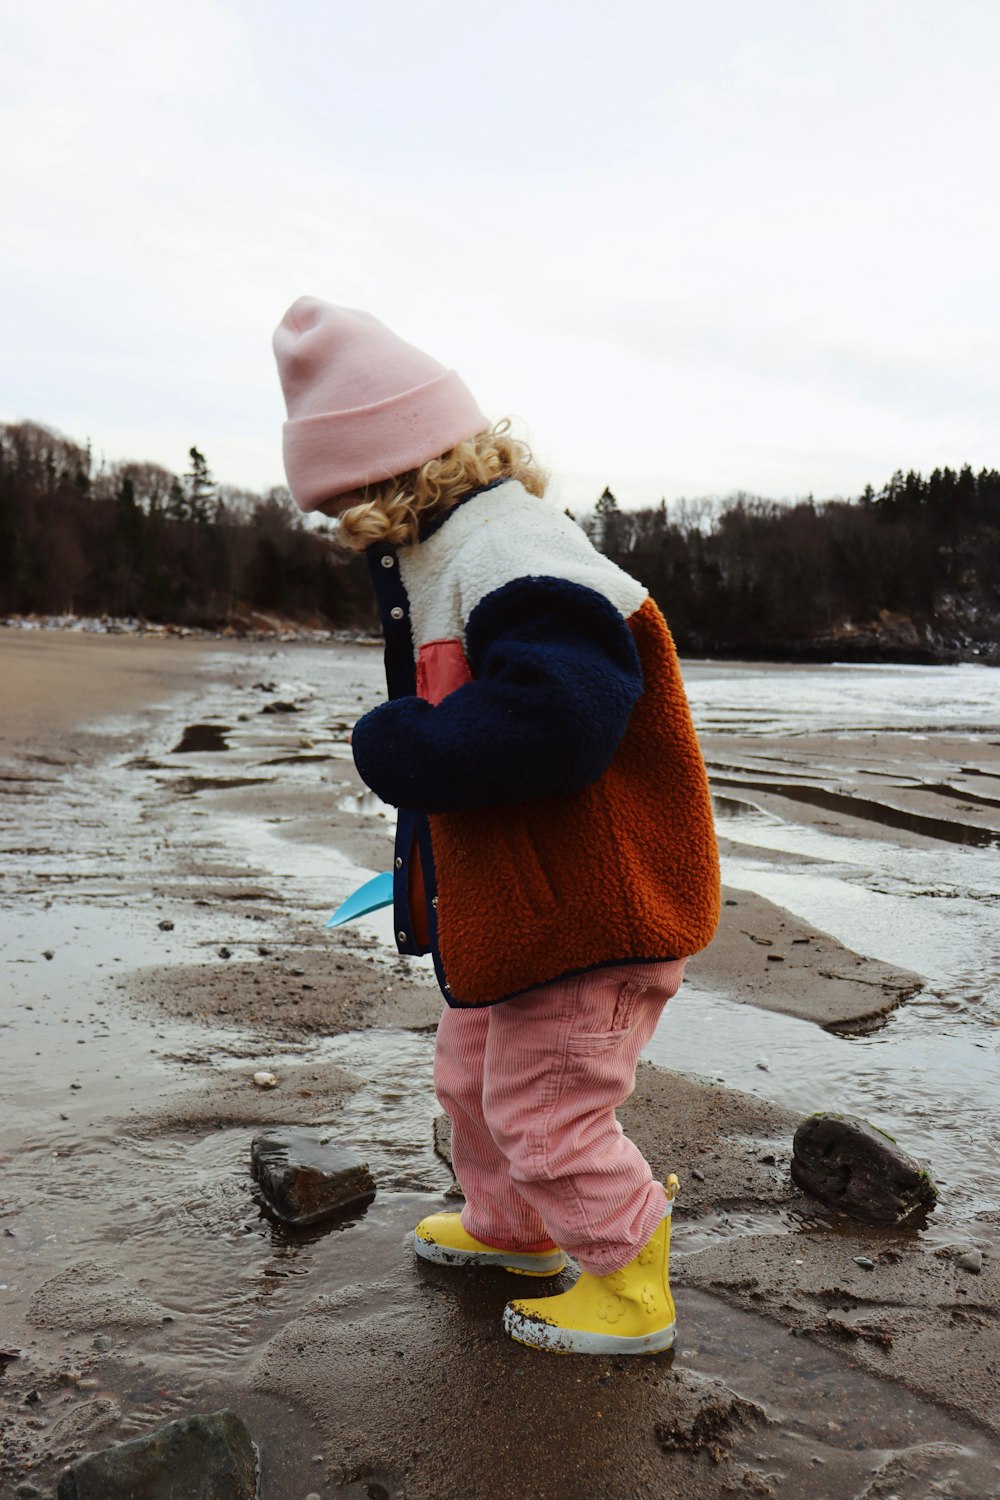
[261,700,299,714]
[56,1408,257,1500]
[250,1128,376,1226]
[791,1112,937,1226]
[432,1112,464,1197]
[158,920,174,932]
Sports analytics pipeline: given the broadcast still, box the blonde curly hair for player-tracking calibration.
[329,420,548,551]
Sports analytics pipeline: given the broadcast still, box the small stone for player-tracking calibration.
[24,1389,40,1404]
[218,947,231,959]
[251,1127,376,1226]
[16,1483,41,1497]
[43,950,54,960]
[756,1060,769,1071]
[77,1377,100,1390]
[55,1407,257,1499]
[93,1335,113,1351]
[791,1112,938,1227]
[289,966,305,977]
[766,954,785,962]
[252,1071,278,1089]
[691,1168,706,1182]
[852,1256,875,1270]
[956,1249,983,1274]
[257,945,272,956]
[157,920,174,932]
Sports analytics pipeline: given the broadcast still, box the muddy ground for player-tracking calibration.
[1,628,999,1499]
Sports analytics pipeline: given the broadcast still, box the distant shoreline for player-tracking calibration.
[3,614,996,668]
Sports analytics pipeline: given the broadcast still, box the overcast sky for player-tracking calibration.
[2,0,998,512]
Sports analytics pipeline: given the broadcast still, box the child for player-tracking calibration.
[273,297,720,1355]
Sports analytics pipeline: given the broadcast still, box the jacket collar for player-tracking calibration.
[416,475,508,544]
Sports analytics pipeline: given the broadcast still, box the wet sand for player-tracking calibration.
[2,629,999,1499]
[1,628,220,751]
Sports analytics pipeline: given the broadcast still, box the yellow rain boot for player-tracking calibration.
[502,1177,680,1354]
[413,1212,568,1276]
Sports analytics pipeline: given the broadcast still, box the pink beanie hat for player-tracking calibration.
[273,297,489,512]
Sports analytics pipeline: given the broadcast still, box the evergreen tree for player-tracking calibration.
[593,486,622,554]
[184,445,216,524]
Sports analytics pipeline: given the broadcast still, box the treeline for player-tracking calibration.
[2,420,999,661]
[584,468,1000,662]
[0,421,375,631]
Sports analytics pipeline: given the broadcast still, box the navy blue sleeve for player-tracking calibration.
[350,575,643,813]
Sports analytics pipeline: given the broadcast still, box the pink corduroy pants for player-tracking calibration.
[434,959,686,1276]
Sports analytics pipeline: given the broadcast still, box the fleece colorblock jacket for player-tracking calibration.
[351,478,720,1007]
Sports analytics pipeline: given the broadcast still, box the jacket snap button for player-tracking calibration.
[394,856,403,869]
[397,930,408,943]
[380,554,395,568]
[431,896,439,909]
[390,606,405,620]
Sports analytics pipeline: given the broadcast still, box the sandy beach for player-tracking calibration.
[2,627,999,1499]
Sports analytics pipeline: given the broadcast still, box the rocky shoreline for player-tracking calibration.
[5,608,999,666]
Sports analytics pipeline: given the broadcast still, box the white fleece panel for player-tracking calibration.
[399,481,648,652]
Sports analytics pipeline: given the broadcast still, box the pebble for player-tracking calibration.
[957,1249,983,1274]
[852,1256,876,1270]
[691,1168,706,1182]
[253,1071,278,1089]
[158,919,174,931]
[42,950,54,960]
[218,946,232,959]
[756,1060,769,1071]
[77,1377,100,1390]
[93,1335,113,1351]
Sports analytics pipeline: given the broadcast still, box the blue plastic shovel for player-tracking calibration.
[325,871,395,929]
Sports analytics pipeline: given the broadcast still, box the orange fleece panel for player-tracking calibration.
[428,596,720,1006]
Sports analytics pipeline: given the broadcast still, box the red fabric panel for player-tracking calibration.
[416,638,473,706]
